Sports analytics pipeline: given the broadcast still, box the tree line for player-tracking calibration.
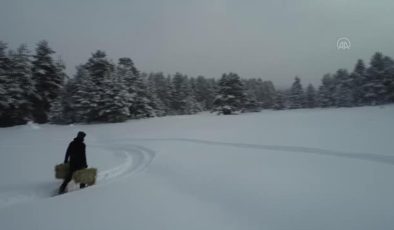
[0,40,393,127]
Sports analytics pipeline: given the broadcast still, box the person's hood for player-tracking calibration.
[74,137,84,142]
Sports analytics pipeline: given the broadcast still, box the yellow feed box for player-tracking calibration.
[72,168,97,186]
[55,163,70,179]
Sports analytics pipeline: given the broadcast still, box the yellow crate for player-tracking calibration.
[72,168,97,186]
[55,163,70,179]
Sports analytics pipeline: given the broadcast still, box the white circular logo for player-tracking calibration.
[337,37,351,50]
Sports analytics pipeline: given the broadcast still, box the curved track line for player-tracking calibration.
[93,144,156,183]
[107,137,394,166]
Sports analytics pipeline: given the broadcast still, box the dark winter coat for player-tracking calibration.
[64,137,87,171]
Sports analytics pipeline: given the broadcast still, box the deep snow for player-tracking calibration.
[0,106,394,230]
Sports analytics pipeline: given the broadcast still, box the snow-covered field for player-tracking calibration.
[1,106,394,230]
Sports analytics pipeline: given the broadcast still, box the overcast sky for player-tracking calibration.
[1,0,394,87]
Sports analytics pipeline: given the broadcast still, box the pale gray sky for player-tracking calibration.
[1,0,394,87]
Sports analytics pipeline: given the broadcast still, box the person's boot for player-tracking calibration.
[58,186,66,195]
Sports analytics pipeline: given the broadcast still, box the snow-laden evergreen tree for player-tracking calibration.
[131,74,157,118]
[382,56,394,102]
[116,58,137,109]
[288,76,305,109]
[48,93,65,123]
[81,51,130,122]
[117,58,154,118]
[166,75,175,112]
[7,45,38,125]
[273,91,285,110]
[84,50,114,85]
[184,95,203,114]
[363,52,386,105]
[213,73,246,115]
[144,73,166,116]
[243,78,276,112]
[148,72,173,114]
[333,69,353,107]
[243,79,260,112]
[95,76,130,122]
[0,41,13,126]
[243,94,261,112]
[48,58,69,123]
[260,80,276,109]
[170,73,201,114]
[170,73,187,114]
[243,78,276,109]
[188,77,205,114]
[54,57,68,83]
[63,51,131,123]
[31,40,65,123]
[305,84,317,108]
[317,74,335,107]
[194,76,216,110]
[189,77,197,94]
[350,59,367,106]
[58,70,83,123]
[65,66,95,122]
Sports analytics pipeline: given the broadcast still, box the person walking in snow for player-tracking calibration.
[58,131,88,194]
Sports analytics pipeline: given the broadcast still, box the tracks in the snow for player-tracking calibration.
[111,137,394,166]
[0,143,155,209]
[94,144,156,183]
[0,137,391,209]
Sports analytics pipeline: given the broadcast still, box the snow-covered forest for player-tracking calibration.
[1,40,394,127]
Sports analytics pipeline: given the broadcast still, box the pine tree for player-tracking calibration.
[184,95,203,114]
[288,76,305,109]
[318,74,335,107]
[213,73,246,115]
[63,52,131,123]
[60,71,82,123]
[146,73,167,115]
[48,58,69,123]
[350,59,367,106]
[81,51,130,122]
[54,57,68,83]
[7,44,37,125]
[260,80,276,109]
[144,73,166,116]
[382,56,394,102]
[48,94,65,123]
[148,72,173,114]
[117,57,154,118]
[0,41,13,126]
[273,91,285,110]
[170,73,185,113]
[66,66,96,122]
[194,76,216,110]
[333,69,353,107]
[363,52,386,105]
[31,40,65,123]
[305,84,317,108]
[84,50,114,85]
[244,95,261,112]
[95,76,130,122]
[207,78,218,109]
[171,73,200,114]
[166,75,175,113]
